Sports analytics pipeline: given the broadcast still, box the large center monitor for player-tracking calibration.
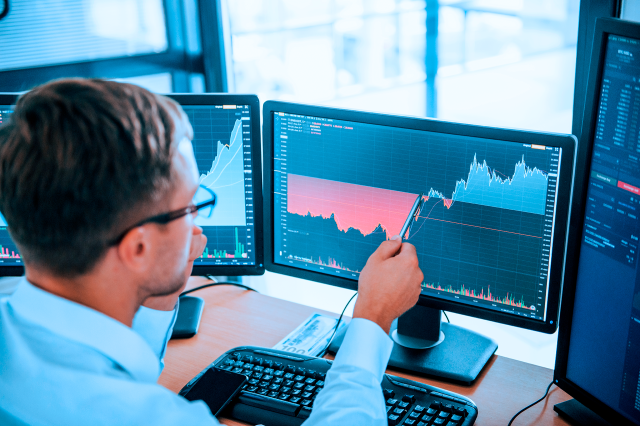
[554,18,640,426]
[263,101,575,383]
[0,93,264,277]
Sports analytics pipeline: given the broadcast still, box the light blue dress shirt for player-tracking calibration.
[0,278,394,425]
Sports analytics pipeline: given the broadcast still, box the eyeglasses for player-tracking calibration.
[108,186,216,246]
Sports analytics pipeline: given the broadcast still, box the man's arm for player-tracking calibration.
[303,236,423,425]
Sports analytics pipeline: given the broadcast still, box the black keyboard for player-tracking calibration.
[179,346,478,426]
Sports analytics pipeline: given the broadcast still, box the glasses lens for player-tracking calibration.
[198,205,214,218]
[193,186,215,219]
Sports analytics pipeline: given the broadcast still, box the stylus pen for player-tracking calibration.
[399,192,424,241]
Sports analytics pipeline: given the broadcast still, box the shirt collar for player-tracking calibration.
[8,277,160,383]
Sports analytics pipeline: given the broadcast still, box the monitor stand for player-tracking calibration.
[553,399,611,426]
[327,305,497,384]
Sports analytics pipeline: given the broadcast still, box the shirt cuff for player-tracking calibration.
[132,303,178,361]
[332,318,394,382]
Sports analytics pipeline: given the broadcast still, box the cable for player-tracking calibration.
[180,281,258,296]
[507,381,554,426]
[443,311,450,323]
[0,0,8,21]
[319,292,358,357]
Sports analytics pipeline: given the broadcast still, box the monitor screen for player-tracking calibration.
[557,24,640,425]
[0,93,264,276]
[264,101,575,332]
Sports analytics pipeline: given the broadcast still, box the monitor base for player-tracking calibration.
[327,320,497,384]
[553,399,611,426]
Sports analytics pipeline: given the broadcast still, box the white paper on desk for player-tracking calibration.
[273,313,347,357]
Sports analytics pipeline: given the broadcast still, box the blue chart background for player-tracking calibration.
[183,105,255,266]
[275,113,559,319]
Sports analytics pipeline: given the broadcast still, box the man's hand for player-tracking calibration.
[353,236,423,334]
[142,226,207,311]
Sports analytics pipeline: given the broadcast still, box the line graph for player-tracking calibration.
[196,119,246,227]
[273,111,560,319]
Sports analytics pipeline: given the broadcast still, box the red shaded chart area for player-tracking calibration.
[287,174,417,238]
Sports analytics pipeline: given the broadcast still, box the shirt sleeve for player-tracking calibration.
[302,318,394,426]
[132,302,178,370]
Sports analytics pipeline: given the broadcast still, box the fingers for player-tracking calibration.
[369,236,402,262]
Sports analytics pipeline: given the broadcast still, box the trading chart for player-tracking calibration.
[184,105,256,265]
[273,112,562,320]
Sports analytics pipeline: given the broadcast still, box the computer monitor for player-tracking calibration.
[0,93,264,277]
[554,17,640,426]
[262,101,575,383]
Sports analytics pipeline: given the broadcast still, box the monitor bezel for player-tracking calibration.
[263,100,576,334]
[0,93,265,277]
[554,17,640,426]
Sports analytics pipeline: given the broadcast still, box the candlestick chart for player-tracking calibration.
[273,111,561,318]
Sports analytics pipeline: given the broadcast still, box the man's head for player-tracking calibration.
[0,79,200,291]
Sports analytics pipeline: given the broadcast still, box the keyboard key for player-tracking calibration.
[318,372,326,380]
[433,418,446,425]
[268,384,280,391]
[255,358,263,366]
[267,391,278,398]
[232,368,243,374]
[291,390,301,396]
[304,385,315,392]
[388,414,400,425]
[422,415,433,423]
[413,405,425,413]
[220,365,232,371]
[259,381,269,388]
[273,378,284,385]
[438,411,450,419]
[417,422,427,426]
[264,368,274,375]
[238,392,301,416]
[233,361,244,368]
[280,387,291,394]
[295,367,306,375]
[403,394,416,404]
[451,414,463,422]
[404,420,416,425]
[274,362,283,370]
[301,392,313,398]
[451,407,466,417]
[392,408,405,416]
[284,372,295,379]
[383,389,395,399]
[285,365,295,373]
[289,397,301,403]
[387,398,399,407]
[247,385,258,392]
[316,380,325,387]
[285,380,295,387]
[252,372,263,379]
[295,375,306,382]
[253,366,264,373]
[257,388,268,395]
[248,378,259,385]
[314,388,321,394]
[294,382,305,389]
[409,411,421,419]
[398,401,409,409]
[298,406,312,419]
[273,370,284,377]
[430,402,441,410]
[307,370,317,378]
[446,421,460,426]
[262,375,273,382]
[243,364,254,371]
[278,393,290,400]
[426,408,438,415]
[242,370,252,377]
[301,399,313,406]
[224,358,235,365]
[263,360,273,368]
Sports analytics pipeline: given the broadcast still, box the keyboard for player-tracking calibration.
[179,346,478,426]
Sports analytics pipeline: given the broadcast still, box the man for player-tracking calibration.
[0,79,423,425]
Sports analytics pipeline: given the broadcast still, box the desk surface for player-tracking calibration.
[158,280,572,425]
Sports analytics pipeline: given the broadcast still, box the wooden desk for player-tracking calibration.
[158,282,572,425]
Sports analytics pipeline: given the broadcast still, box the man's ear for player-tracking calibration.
[116,227,154,274]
